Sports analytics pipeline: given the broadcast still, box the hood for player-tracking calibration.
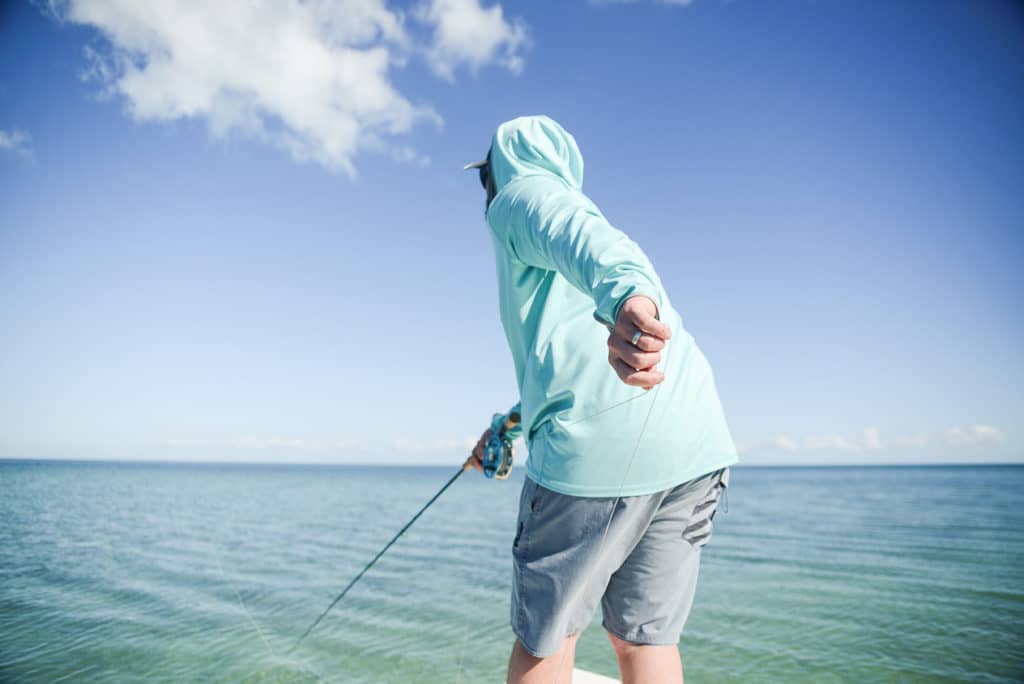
[488,115,584,195]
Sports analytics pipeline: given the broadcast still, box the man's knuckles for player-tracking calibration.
[631,335,661,352]
[622,349,660,370]
[611,335,663,364]
[624,366,665,386]
[609,332,661,354]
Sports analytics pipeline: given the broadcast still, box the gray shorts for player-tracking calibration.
[510,466,730,657]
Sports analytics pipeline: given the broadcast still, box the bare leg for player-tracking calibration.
[607,631,684,684]
[506,634,580,684]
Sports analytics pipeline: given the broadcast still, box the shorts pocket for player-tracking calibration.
[513,478,546,554]
[681,468,728,549]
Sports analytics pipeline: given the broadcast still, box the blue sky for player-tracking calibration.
[1,0,1021,466]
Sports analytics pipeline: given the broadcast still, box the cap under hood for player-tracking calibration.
[488,115,584,195]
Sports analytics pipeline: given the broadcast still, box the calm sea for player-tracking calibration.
[1,461,1021,683]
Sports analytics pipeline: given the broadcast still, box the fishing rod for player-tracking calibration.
[289,410,520,653]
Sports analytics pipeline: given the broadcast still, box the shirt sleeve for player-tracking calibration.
[486,176,665,329]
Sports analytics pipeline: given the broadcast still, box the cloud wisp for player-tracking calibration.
[44,0,528,176]
[166,437,368,451]
[0,128,34,160]
[590,0,695,7]
[740,424,1006,455]
[945,425,1005,447]
[415,0,528,81]
[165,433,527,461]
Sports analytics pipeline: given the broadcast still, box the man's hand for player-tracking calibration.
[607,295,672,390]
[467,427,493,473]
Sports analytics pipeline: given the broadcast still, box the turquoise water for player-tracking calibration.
[1,461,1022,683]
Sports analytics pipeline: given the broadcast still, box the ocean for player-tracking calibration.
[1,461,1021,683]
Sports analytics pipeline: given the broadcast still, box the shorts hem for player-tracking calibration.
[511,620,586,658]
[602,620,680,647]
[510,622,557,658]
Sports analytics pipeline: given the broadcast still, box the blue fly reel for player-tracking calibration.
[481,411,520,480]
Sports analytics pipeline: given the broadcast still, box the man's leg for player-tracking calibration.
[600,468,729,684]
[607,631,683,684]
[506,634,579,684]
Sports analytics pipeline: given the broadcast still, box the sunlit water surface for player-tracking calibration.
[1,461,1022,683]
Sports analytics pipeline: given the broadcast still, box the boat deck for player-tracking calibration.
[572,668,619,683]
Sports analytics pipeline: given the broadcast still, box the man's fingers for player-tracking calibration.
[469,427,492,474]
[616,327,664,353]
[612,358,665,389]
[631,308,672,340]
[616,314,671,345]
[612,359,664,389]
[470,443,484,473]
[609,335,661,370]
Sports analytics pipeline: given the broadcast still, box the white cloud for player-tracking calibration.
[395,436,478,451]
[234,437,323,450]
[166,437,366,450]
[736,434,801,454]
[414,0,528,81]
[390,144,432,168]
[741,423,1006,456]
[946,425,1005,447]
[740,432,863,453]
[46,0,527,175]
[891,432,930,449]
[802,433,859,451]
[771,434,799,452]
[590,0,695,6]
[0,128,34,159]
[863,426,881,450]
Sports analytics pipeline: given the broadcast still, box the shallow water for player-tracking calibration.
[1,461,1022,683]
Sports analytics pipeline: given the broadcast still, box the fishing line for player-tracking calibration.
[453,622,472,684]
[209,509,291,684]
[549,336,673,684]
[559,387,654,427]
[453,617,510,683]
[289,464,469,653]
[288,325,672,683]
[168,490,289,683]
[213,543,279,664]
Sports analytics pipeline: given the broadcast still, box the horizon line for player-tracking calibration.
[0,457,1021,469]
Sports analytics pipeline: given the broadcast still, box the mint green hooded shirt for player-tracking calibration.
[484,115,739,497]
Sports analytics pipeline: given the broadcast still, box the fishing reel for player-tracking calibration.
[481,410,521,480]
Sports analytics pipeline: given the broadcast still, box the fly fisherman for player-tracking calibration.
[465,115,739,684]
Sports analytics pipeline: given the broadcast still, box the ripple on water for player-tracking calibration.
[2,462,1023,683]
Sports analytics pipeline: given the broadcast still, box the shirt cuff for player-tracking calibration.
[593,282,664,329]
[503,401,523,441]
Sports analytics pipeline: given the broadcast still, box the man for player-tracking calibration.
[465,115,738,684]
